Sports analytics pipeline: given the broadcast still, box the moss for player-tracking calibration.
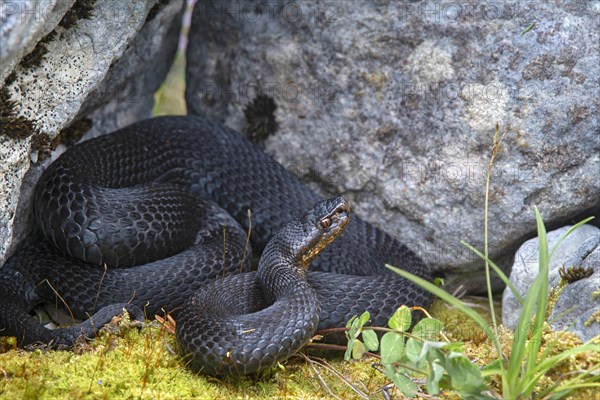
[58,0,96,30]
[429,294,599,399]
[53,118,92,147]
[546,278,569,318]
[31,117,93,159]
[0,315,392,400]
[430,296,501,343]
[462,325,514,393]
[0,85,37,140]
[584,309,600,327]
[19,31,56,69]
[243,94,279,143]
[0,86,18,118]
[30,133,53,161]
[4,71,17,87]
[559,265,594,283]
[535,325,599,399]
[461,323,598,399]
[2,300,597,399]
[19,0,96,70]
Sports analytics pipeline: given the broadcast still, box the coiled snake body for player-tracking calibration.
[0,116,431,375]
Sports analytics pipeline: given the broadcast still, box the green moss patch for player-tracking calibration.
[1,299,597,399]
[0,317,393,400]
[430,295,501,343]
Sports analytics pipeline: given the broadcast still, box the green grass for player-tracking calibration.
[153,50,186,116]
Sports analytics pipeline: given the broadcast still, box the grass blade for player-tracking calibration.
[527,352,599,398]
[506,208,550,394]
[531,342,598,378]
[506,273,541,392]
[386,265,491,332]
[461,240,524,304]
[519,207,551,396]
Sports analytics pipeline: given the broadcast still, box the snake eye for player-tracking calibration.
[320,218,331,229]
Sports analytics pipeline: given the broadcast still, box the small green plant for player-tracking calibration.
[344,306,491,398]
[388,213,598,398]
[521,22,536,35]
[387,123,599,398]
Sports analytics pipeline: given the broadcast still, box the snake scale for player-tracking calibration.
[0,116,431,375]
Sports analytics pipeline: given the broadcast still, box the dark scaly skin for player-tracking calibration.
[33,116,430,279]
[177,198,350,375]
[0,115,431,371]
[0,201,251,347]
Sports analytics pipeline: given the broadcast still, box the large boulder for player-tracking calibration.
[0,0,185,265]
[0,0,75,82]
[186,0,600,292]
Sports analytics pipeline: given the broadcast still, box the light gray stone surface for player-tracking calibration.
[548,235,600,342]
[186,0,600,292]
[0,0,75,82]
[77,0,184,140]
[0,0,184,264]
[502,225,600,332]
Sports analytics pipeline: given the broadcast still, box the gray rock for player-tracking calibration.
[0,0,185,265]
[76,1,185,140]
[502,225,600,331]
[549,235,600,342]
[186,0,600,292]
[0,0,75,82]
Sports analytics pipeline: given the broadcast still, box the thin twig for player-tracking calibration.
[240,209,253,273]
[222,226,228,273]
[93,263,108,313]
[38,279,76,322]
[484,122,507,339]
[296,353,341,399]
[451,284,467,299]
[301,353,371,399]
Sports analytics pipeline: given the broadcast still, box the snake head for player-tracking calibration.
[297,197,350,267]
[260,197,350,271]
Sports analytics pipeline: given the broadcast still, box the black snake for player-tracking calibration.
[0,116,431,375]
